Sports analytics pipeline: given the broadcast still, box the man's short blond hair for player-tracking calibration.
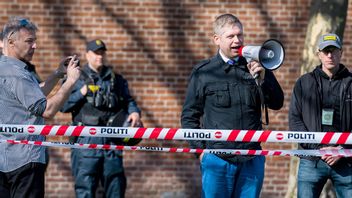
[213,14,242,35]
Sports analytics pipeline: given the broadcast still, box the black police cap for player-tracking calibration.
[86,39,107,52]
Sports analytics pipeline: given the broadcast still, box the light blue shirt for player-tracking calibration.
[0,56,47,172]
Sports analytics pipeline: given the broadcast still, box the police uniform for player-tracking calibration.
[61,40,140,198]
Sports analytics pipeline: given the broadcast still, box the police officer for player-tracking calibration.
[61,39,141,198]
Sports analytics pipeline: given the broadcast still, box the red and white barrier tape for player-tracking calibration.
[1,139,351,157]
[0,124,352,144]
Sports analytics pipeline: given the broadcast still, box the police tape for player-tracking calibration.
[0,124,352,144]
[1,139,351,157]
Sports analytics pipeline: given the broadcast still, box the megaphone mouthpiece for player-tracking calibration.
[238,46,244,57]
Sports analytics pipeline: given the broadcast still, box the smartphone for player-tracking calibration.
[64,56,80,67]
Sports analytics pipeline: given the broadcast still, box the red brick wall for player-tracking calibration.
[1,0,352,197]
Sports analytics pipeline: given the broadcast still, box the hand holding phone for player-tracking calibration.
[64,55,80,67]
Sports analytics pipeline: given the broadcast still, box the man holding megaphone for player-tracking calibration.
[181,14,284,198]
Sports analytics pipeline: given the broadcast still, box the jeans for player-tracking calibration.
[72,149,126,198]
[200,154,265,198]
[298,158,352,198]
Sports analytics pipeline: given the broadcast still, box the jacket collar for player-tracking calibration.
[215,52,247,72]
[82,64,112,80]
[2,56,27,70]
[315,64,350,80]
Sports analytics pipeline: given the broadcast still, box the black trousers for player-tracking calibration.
[0,162,46,198]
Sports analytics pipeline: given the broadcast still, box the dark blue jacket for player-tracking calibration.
[61,64,140,156]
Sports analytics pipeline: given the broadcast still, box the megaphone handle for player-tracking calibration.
[245,57,252,64]
[246,58,260,79]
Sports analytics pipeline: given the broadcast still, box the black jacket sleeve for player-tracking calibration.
[289,77,317,149]
[118,76,141,114]
[181,70,206,149]
[261,71,284,110]
[289,78,309,132]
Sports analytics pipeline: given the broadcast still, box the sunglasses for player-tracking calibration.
[319,47,340,54]
[7,19,31,39]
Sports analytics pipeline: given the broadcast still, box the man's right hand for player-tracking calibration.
[42,55,81,119]
[65,55,81,84]
[320,146,343,166]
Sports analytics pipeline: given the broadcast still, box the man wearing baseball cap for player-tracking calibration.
[61,39,142,198]
[289,33,352,197]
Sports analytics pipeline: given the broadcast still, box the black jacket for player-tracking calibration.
[181,53,284,163]
[289,64,352,161]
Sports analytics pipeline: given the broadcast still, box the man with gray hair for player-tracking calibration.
[0,17,81,197]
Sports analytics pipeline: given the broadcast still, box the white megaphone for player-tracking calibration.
[239,39,285,78]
